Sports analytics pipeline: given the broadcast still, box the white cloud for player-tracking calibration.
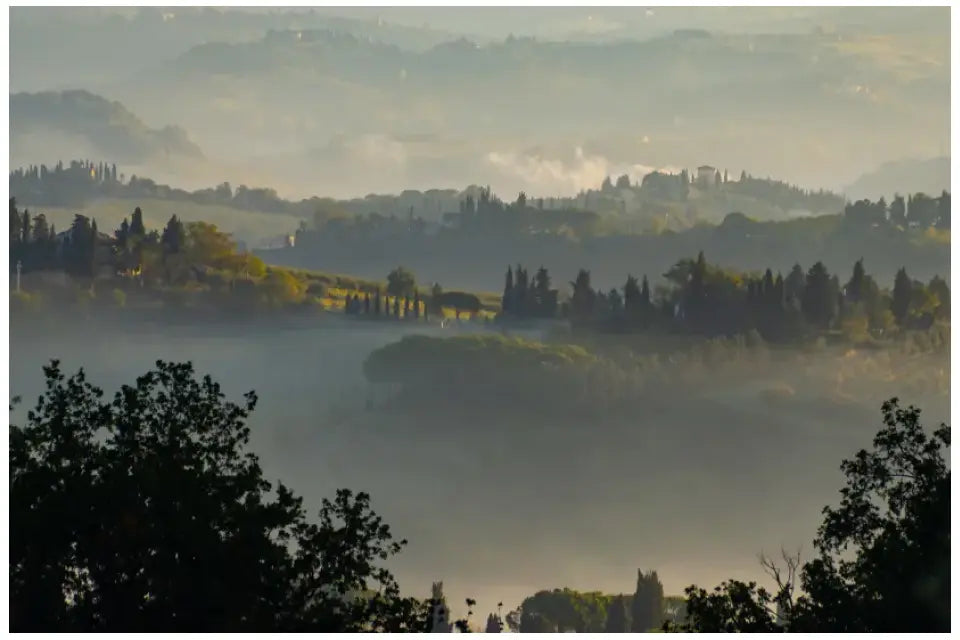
[484,146,679,195]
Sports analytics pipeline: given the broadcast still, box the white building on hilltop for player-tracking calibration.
[696,165,717,187]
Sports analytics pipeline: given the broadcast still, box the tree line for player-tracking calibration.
[843,191,950,229]
[10,196,103,277]
[10,198,264,285]
[499,253,949,343]
[605,168,846,214]
[513,570,665,633]
[344,266,483,322]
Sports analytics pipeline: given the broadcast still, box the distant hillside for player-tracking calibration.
[102,25,948,198]
[844,156,950,201]
[9,90,203,165]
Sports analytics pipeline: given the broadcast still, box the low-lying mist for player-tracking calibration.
[9,318,949,616]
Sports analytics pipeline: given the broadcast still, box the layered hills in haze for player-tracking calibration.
[9,7,950,200]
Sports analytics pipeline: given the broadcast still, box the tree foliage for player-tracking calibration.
[10,360,427,632]
[668,398,950,633]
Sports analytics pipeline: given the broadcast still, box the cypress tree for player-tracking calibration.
[631,570,664,632]
[21,210,31,246]
[502,265,514,314]
[604,595,629,633]
[130,207,146,237]
[891,267,912,326]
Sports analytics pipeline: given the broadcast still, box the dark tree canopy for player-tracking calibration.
[386,266,417,298]
[10,360,428,632]
[669,398,950,633]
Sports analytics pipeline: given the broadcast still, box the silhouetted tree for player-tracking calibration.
[801,262,835,330]
[161,215,186,255]
[130,206,146,237]
[640,275,651,309]
[604,595,629,633]
[502,266,514,315]
[386,267,416,298]
[889,194,907,227]
[845,258,866,303]
[784,263,805,307]
[669,399,949,633]
[623,275,641,318]
[569,269,595,325]
[891,267,912,326]
[10,360,427,632]
[632,570,664,632]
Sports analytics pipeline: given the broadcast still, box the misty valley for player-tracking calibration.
[8,5,951,635]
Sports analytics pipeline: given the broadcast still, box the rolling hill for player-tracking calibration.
[9,90,204,166]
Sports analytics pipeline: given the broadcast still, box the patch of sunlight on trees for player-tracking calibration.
[917,227,950,246]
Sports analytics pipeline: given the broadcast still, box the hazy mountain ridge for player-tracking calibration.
[10,90,204,166]
[104,26,947,198]
[10,7,950,202]
[845,156,950,201]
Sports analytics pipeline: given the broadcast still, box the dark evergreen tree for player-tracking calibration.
[161,215,186,255]
[130,206,146,237]
[891,267,912,326]
[10,198,22,257]
[502,266,514,315]
[773,273,785,307]
[623,275,641,318]
[846,258,866,303]
[569,269,595,324]
[514,265,528,317]
[533,266,553,317]
[631,570,664,632]
[762,268,775,302]
[801,262,835,330]
[685,251,708,327]
[785,263,805,306]
[604,596,629,633]
[21,210,32,246]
